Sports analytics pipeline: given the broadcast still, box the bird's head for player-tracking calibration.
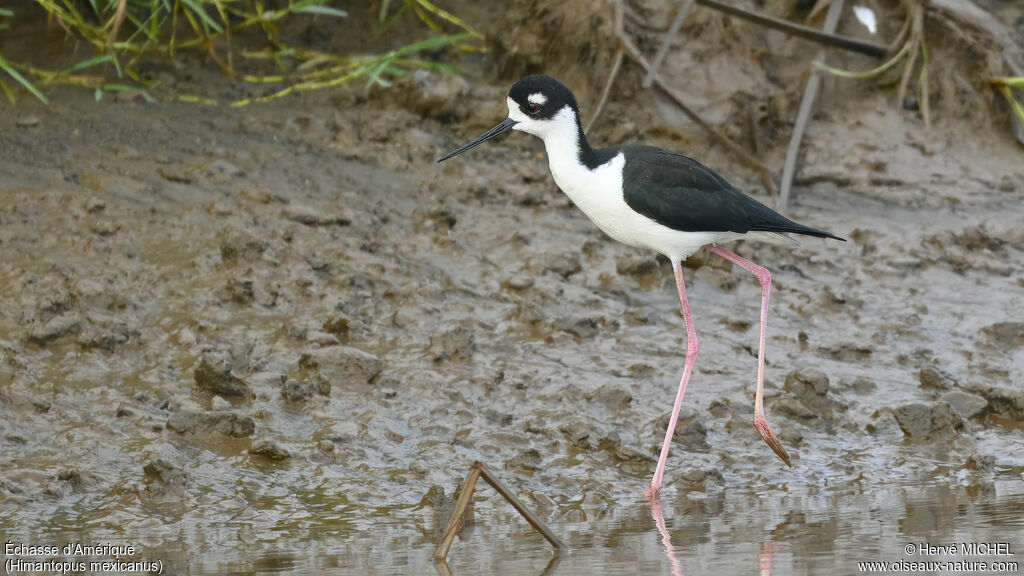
[437,75,579,162]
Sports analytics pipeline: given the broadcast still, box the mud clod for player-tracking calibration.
[193,352,250,396]
[143,458,185,487]
[167,410,255,437]
[892,402,964,441]
[939,390,988,420]
[967,385,1024,421]
[27,314,81,344]
[429,326,476,362]
[284,204,351,227]
[300,346,381,384]
[544,254,582,278]
[980,322,1024,349]
[919,366,958,391]
[250,437,291,461]
[220,227,267,264]
[781,368,844,418]
[506,449,543,473]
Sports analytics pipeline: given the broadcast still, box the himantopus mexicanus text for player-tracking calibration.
[438,74,844,497]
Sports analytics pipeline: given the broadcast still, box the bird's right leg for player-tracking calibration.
[644,258,698,499]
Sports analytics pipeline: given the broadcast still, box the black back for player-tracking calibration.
[618,146,843,240]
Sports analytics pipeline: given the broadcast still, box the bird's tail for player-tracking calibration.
[750,219,846,241]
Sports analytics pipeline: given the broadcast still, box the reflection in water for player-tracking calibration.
[649,498,686,576]
[4,482,1023,574]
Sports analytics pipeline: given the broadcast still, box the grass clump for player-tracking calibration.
[0,0,482,105]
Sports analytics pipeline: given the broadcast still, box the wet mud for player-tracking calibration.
[2,1,1023,574]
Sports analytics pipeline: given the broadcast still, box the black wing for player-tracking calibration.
[619,146,843,240]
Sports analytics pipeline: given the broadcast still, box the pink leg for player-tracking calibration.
[704,244,791,467]
[644,258,698,499]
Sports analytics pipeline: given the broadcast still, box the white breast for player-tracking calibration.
[543,137,721,261]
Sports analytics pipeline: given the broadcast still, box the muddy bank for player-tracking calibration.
[2,2,1024,574]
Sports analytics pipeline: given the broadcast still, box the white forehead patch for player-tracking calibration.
[527,92,548,106]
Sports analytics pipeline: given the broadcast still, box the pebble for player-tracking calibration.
[167,410,255,437]
[429,326,476,362]
[892,402,964,441]
[506,274,535,290]
[300,345,381,384]
[27,314,81,344]
[506,449,543,473]
[193,352,251,396]
[284,204,350,227]
[250,437,290,460]
[939,390,988,419]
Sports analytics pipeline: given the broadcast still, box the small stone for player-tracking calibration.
[507,274,535,290]
[300,346,381,384]
[544,254,582,278]
[28,314,81,344]
[506,449,543,473]
[250,437,290,460]
[968,385,1024,420]
[322,315,350,339]
[143,458,185,486]
[940,390,988,419]
[558,418,592,449]
[584,384,632,411]
[167,410,255,437]
[417,485,446,508]
[555,315,600,339]
[284,204,350,227]
[16,115,40,127]
[892,402,964,440]
[919,366,957,390]
[193,352,250,396]
[783,368,843,417]
[980,322,1024,349]
[206,159,245,178]
[219,227,267,264]
[429,326,476,362]
[616,256,659,278]
[963,453,995,472]
[306,330,341,346]
[210,395,232,410]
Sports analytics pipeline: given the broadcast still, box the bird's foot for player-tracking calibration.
[643,483,661,501]
[754,414,792,467]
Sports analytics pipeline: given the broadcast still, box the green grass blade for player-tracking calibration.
[67,54,116,73]
[180,0,223,33]
[293,4,348,17]
[0,55,49,104]
[0,7,14,16]
[291,0,347,18]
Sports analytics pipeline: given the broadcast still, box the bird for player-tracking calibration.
[437,74,844,498]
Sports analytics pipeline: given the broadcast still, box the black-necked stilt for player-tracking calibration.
[438,74,844,497]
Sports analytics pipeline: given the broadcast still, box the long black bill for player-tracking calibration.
[437,117,518,163]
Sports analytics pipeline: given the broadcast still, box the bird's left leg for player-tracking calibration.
[703,244,791,467]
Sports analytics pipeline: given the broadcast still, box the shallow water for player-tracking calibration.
[8,482,1022,575]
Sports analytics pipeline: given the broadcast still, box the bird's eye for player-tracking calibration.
[526,103,541,115]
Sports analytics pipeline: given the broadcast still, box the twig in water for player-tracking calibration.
[432,461,565,564]
[778,0,846,209]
